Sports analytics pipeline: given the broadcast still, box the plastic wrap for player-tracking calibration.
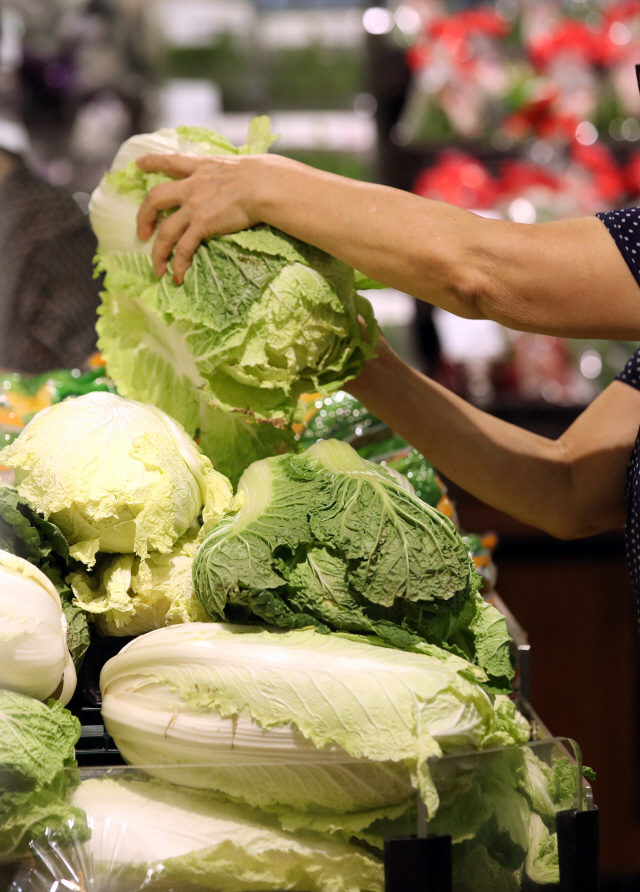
[1,737,590,892]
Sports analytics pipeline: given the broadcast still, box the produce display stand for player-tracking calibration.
[384,808,599,892]
[53,598,599,892]
[1,738,597,892]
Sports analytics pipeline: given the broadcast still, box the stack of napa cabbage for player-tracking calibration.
[0,391,233,636]
[0,105,574,885]
[0,690,386,892]
[89,117,378,488]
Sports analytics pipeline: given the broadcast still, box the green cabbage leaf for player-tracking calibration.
[69,525,208,636]
[193,438,513,689]
[90,120,377,485]
[0,691,89,861]
[0,392,232,567]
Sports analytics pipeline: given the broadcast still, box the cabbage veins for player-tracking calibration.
[0,392,232,567]
[91,119,377,485]
[193,439,514,690]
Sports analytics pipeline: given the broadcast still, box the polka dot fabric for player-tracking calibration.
[596,207,640,286]
[616,349,640,608]
[598,209,640,605]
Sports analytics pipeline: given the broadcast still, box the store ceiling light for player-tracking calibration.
[362,7,393,35]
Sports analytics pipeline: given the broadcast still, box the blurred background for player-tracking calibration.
[2,0,640,885]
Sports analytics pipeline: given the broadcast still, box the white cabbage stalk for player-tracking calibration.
[69,526,208,636]
[71,777,384,892]
[525,814,560,885]
[0,551,76,704]
[0,392,233,567]
[100,624,530,823]
[90,128,235,256]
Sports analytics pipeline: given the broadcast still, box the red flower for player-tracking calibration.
[413,150,499,209]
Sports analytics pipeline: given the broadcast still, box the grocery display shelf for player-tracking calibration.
[64,602,598,892]
[385,809,599,892]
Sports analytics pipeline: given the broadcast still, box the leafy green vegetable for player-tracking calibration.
[427,740,586,889]
[70,775,384,892]
[0,691,89,861]
[100,623,530,824]
[353,271,386,291]
[453,841,522,892]
[0,486,90,668]
[69,525,209,636]
[0,392,232,567]
[0,550,76,703]
[300,391,445,507]
[525,814,560,885]
[193,439,513,688]
[90,120,377,485]
[300,391,382,447]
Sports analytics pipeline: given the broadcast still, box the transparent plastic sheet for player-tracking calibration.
[426,738,586,891]
[0,738,589,892]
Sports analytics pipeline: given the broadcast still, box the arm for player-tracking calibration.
[348,335,640,539]
[135,153,640,339]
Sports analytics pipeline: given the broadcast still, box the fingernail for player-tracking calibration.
[173,273,180,285]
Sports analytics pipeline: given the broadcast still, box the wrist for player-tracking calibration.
[347,342,408,402]
[240,153,293,226]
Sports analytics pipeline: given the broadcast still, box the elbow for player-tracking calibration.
[545,518,594,541]
[448,223,529,327]
[538,506,619,541]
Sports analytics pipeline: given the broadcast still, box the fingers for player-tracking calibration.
[172,226,205,285]
[137,180,189,240]
[136,152,201,178]
[152,208,190,278]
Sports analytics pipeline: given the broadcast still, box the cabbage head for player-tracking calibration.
[0,691,89,860]
[90,118,377,485]
[100,624,530,824]
[193,439,514,691]
[0,392,232,567]
[69,525,208,636]
[0,550,76,704]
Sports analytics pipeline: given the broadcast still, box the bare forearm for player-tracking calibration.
[252,155,483,319]
[252,157,640,338]
[138,150,640,338]
[348,350,631,538]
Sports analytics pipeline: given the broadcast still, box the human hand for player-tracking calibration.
[135,153,268,284]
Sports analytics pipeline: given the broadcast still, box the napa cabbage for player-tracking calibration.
[68,775,383,892]
[100,623,530,827]
[0,392,232,567]
[0,691,89,861]
[90,119,377,485]
[0,486,90,668]
[69,525,208,636]
[0,551,76,703]
[193,438,513,689]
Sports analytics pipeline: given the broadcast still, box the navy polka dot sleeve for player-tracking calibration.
[597,207,640,287]
[598,208,640,608]
[615,349,640,608]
